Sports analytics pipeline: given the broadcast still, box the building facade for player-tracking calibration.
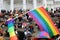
[0,0,60,11]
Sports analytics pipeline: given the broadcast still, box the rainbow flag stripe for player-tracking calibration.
[6,19,18,40]
[28,7,59,37]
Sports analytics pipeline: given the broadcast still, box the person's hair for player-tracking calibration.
[51,8,53,11]
[54,11,56,13]
[1,10,6,13]
[13,9,16,13]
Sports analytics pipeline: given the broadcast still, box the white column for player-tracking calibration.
[0,0,3,11]
[33,0,37,9]
[43,0,47,8]
[10,0,14,11]
[23,0,26,10]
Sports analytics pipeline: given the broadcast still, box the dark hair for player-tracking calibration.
[13,9,16,13]
[1,10,6,13]
[19,9,23,13]
[51,8,53,11]
[54,11,56,13]
[6,11,10,15]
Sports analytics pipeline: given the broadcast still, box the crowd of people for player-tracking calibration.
[0,8,60,40]
[49,8,60,29]
[0,9,39,40]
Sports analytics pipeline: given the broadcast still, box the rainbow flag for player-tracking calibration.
[38,31,50,38]
[28,7,60,37]
[6,19,18,40]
